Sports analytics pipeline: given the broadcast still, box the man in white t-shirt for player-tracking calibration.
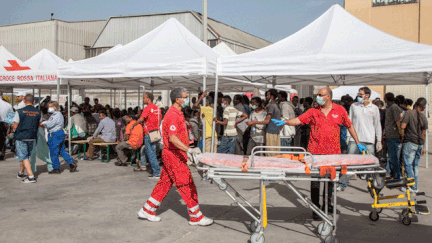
[14,92,27,110]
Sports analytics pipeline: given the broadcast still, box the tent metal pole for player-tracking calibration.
[50,89,52,98]
[138,86,141,109]
[142,86,146,108]
[67,80,72,153]
[110,89,112,107]
[124,89,127,110]
[57,78,60,102]
[202,76,206,152]
[38,89,41,108]
[426,83,429,168]
[32,89,35,97]
[211,75,219,153]
[11,88,14,107]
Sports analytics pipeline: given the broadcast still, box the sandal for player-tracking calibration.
[133,167,147,172]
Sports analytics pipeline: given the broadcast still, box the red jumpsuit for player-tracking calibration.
[143,106,204,222]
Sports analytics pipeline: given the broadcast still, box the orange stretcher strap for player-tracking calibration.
[341,165,347,175]
[275,154,310,174]
[241,157,248,172]
[320,166,336,180]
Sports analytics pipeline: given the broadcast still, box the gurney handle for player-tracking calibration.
[250,146,314,168]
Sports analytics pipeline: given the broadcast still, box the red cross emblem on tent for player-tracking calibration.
[4,60,31,71]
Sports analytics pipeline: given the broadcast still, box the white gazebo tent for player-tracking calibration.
[58,18,254,151]
[213,42,237,57]
[332,86,381,101]
[217,4,432,165]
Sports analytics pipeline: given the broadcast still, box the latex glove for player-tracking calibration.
[357,143,368,154]
[376,142,383,152]
[271,119,285,127]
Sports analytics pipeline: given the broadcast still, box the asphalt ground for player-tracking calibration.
[1,142,432,243]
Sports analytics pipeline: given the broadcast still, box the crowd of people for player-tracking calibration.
[0,86,428,222]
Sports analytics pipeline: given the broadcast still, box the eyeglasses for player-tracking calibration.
[317,94,327,97]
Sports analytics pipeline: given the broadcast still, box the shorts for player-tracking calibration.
[16,140,35,162]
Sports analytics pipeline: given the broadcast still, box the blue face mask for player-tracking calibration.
[316,96,326,106]
[181,97,190,108]
[251,105,258,110]
[357,96,364,104]
[221,103,226,109]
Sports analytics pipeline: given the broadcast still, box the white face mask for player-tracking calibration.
[48,107,55,113]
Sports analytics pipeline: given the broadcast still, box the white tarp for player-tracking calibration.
[331,86,381,100]
[25,48,66,71]
[58,18,219,79]
[218,4,432,86]
[0,46,58,86]
[213,42,237,57]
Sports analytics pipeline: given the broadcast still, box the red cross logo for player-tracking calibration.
[4,60,31,71]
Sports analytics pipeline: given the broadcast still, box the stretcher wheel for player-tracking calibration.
[376,207,383,214]
[250,232,265,243]
[318,222,332,236]
[218,183,228,191]
[369,211,379,221]
[324,235,340,243]
[401,208,409,217]
[250,221,261,233]
[402,216,411,226]
[373,177,385,190]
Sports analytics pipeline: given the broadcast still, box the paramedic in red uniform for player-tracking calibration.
[272,87,367,220]
[137,87,214,226]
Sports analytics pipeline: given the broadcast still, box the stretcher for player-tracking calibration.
[192,147,386,243]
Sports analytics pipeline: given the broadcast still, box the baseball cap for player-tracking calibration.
[70,107,79,113]
[16,91,27,97]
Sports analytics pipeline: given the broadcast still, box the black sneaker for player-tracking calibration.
[22,177,37,183]
[17,173,26,179]
[115,161,127,166]
[70,161,78,172]
[49,169,61,174]
[148,174,160,179]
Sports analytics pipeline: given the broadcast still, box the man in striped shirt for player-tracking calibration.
[214,96,247,154]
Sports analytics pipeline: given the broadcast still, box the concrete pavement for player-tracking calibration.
[1,145,432,243]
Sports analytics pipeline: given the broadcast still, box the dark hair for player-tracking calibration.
[376,100,384,107]
[359,87,371,97]
[126,111,136,119]
[83,111,92,117]
[267,89,278,100]
[396,95,405,104]
[300,98,304,104]
[414,97,427,109]
[113,109,121,119]
[218,92,223,99]
[384,92,395,102]
[242,95,250,105]
[251,97,263,107]
[233,94,242,103]
[24,94,34,104]
[222,95,231,104]
[292,95,298,100]
[183,107,195,118]
[99,110,107,116]
[405,99,413,107]
[279,91,288,101]
[145,92,154,102]
[121,109,127,116]
[94,98,99,102]
[414,97,427,142]
[170,87,186,104]
[304,97,313,106]
[206,96,213,105]
[208,91,215,100]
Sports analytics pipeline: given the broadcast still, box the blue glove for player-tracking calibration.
[357,143,368,154]
[271,119,285,127]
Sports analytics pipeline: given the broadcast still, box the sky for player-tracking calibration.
[0,0,344,43]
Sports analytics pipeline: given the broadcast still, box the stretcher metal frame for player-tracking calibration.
[193,146,386,243]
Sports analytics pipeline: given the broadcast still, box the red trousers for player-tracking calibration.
[143,149,204,222]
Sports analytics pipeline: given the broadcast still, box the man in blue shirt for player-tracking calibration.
[84,110,116,160]
[10,94,41,183]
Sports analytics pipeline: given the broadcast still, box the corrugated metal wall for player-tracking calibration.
[57,20,106,61]
[93,12,216,48]
[0,20,105,61]
[0,21,53,61]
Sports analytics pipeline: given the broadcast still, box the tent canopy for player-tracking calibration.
[213,42,237,57]
[58,18,219,79]
[218,4,432,86]
[0,46,58,87]
[25,48,66,71]
[331,86,381,100]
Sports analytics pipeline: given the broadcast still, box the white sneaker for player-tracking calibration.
[400,187,407,192]
[336,186,342,191]
[137,208,161,222]
[21,177,36,183]
[189,216,214,226]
